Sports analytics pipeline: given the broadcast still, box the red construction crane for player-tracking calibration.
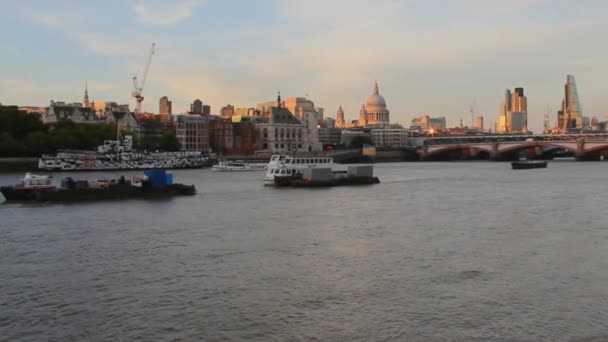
[132,43,156,114]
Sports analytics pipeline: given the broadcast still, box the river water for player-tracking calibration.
[1,162,608,341]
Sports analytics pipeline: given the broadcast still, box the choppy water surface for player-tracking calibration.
[2,162,608,341]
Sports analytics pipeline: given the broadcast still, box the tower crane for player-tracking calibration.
[132,43,156,114]
[469,99,476,129]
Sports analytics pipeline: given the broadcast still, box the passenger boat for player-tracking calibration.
[263,155,335,186]
[1,170,195,203]
[511,160,548,170]
[212,160,267,172]
[263,154,380,187]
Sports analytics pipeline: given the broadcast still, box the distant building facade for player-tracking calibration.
[496,88,528,133]
[175,115,210,152]
[159,96,172,115]
[44,101,105,124]
[256,94,322,153]
[318,128,342,146]
[475,116,484,131]
[371,128,410,147]
[190,99,203,114]
[220,105,235,118]
[208,116,234,152]
[411,116,447,131]
[557,75,583,130]
[202,105,211,116]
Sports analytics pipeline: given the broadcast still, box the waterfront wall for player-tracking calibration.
[0,158,38,172]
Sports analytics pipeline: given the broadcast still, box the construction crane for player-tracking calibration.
[132,43,156,114]
[469,99,476,129]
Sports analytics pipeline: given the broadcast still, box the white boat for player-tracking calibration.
[212,160,267,172]
[263,154,335,186]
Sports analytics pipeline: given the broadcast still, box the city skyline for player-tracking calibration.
[1,1,608,132]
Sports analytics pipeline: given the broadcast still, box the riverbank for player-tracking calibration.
[0,158,38,172]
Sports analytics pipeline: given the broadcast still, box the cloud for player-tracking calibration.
[76,33,139,57]
[133,0,205,25]
[27,11,62,28]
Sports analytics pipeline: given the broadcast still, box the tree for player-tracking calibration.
[159,131,180,151]
[0,132,24,157]
[349,135,374,148]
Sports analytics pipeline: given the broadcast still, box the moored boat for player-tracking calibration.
[511,160,548,170]
[38,135,209,171]
[0,173,56,201]
[1,170,195,203]
[212,160,267,172]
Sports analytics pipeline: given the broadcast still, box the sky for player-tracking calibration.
[1,0,607,132]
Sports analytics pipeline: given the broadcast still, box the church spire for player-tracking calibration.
[373,81,379,95]
[83,82,90,108]
[277,91,282,108]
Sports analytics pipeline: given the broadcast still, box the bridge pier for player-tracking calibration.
[574,138,600,161]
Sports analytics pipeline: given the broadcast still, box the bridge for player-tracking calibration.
[418,134,608,161]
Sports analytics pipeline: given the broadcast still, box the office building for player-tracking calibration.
[159,96,172,115]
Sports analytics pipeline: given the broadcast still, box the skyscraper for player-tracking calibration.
[475,116,484,131]
[557,75,583,130]
[496,88,527,133]
[220,105,235,118]
[159,96,172,115]
[190,99,203,114]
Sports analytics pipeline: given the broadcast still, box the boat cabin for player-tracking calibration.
[20,173,54,188]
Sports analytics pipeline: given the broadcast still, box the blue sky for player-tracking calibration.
[1,0,607,132]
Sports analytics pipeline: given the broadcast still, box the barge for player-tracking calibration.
[1,170,195,203]
[511,160,548,170]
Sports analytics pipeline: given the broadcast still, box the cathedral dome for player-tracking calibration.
[366,81,387,108]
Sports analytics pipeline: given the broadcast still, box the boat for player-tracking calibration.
[263,154,380,187]
[511,160,548,170]
[1,170,195,203]
[212,160,267,172]
[38,135,208,171]
[0,173,56,201]
[263,155,335,186]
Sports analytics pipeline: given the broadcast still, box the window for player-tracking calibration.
[280,144,284,149]
[275,144,278,149]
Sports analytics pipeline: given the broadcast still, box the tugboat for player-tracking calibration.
[0,173,56,201]
[1,170,195,203]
